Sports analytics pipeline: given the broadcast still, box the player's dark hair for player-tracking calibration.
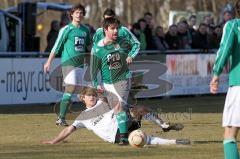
[198,23,208,29]
[137,18,146,24]
[103,8,116,18]
[132,22,140,30]
[69,3,86,20]
[189,15,196,20]
[102,17,120,29]
[144,12,152,17]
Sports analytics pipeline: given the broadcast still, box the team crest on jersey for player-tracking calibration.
[113,43,120,50]
[81,32,87,37]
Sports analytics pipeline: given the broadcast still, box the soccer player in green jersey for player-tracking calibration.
[210,1,240,159]
[93,8,140,61]
[44,4,91,126]
[90,17,137,145]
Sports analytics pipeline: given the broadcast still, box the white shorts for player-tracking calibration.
[62,66,86,86]
[103,79,131,106]
[222,86,240,127]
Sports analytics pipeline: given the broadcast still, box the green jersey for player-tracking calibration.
[93,26,140,58]
[52,23,91,67]
[213,19,240,86]
[91,40,131,87]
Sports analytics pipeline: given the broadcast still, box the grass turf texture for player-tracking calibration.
[0,95,227,159]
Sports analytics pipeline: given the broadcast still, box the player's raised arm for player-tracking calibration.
[121,26,140,59]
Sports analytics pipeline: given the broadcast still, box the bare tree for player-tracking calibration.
[127,0,132,25]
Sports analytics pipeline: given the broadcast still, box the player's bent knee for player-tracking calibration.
[224,127,239,139]
[65,85,76,94]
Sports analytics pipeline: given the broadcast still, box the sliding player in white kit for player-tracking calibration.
[41,87,190,146]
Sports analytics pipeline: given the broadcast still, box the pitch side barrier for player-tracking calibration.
[134,49,228,98]
[0,49,228,105]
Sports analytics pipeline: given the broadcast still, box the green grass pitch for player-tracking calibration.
[0,95,228,159]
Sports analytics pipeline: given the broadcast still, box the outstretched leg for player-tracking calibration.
[146,135,190,145]
[130,106,184,132]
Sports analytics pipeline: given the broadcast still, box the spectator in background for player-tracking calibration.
[131,23,140,38]
[131,22,146,50]
[192,23,209,49]
[219,3,235,26]
[138,19,147,50]
[144,12,155,50]
[188,15,197,37]
[153,26,169,51]
[206,25,215,49]
[203,14,214,26]
[222,10,234,25]
[85,23,96,39]
[60,12,71,27]
[45,20,60,52]
[165,24,180,50]
[212,25,223,48]
[177,21,192,49]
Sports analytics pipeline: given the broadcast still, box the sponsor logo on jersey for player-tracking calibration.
[75,37,85,51]
[107,53,122,69]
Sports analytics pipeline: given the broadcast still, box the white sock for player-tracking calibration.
[146,136,176,145]
[143,113,168,128]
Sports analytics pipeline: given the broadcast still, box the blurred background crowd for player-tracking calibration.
[1,0,237,52]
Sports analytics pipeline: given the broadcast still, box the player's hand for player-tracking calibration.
[126,57,133,64]
[210,75,219,94]
[43,62,51,73]
[97,85,104,94]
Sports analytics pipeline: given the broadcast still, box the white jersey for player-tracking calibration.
[72,101,118,143]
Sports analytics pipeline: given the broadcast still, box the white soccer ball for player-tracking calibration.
[128,129,147,148]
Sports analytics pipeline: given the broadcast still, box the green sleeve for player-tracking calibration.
[51,26,68,56]
[90,48,101,88]
[93,28,104,45]
[120,26,140,58]
[213,21,235,76]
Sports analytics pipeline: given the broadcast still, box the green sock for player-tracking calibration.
[59,93,71,119]
[223,138,239,159]
[116,111,128,141]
